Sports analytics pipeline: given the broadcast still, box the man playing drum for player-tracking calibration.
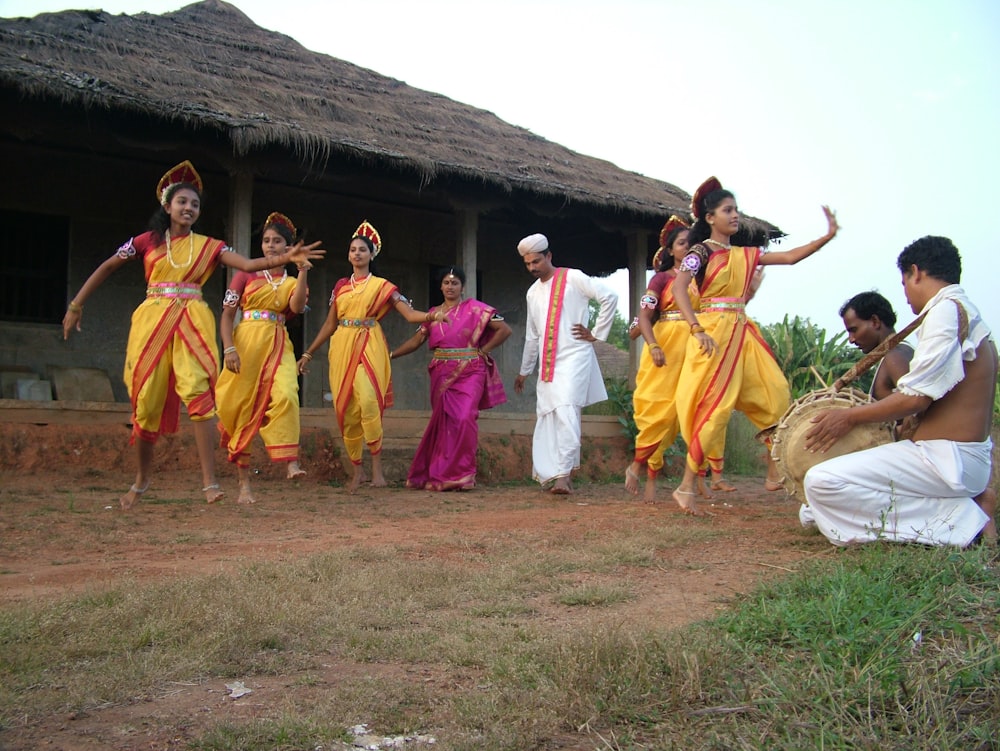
[804,236,997,547]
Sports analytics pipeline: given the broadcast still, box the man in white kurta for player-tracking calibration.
[803,236,996,547]
[513,234,618,494]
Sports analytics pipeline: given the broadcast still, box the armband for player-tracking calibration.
[640,293,658,310]
[679,253,702,275]
[223,289,240,307]
[116,237,136,260]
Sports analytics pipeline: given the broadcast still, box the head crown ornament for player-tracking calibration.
[264,211,297,238]
[690,176,723,220]
[353,219,382,257]
[657,214,690,249]
[651,248,665,271]
[157,160,203,206]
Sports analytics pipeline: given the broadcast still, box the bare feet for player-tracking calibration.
[237,481,256,505]
[696,475,713,500]
[643,475,657,504]
[202,483,224,504]
[764,477,784,492]
[120,482,149,511]
[348,466,368,493]
[370,472,388,488]
[710,477,737,493]
[551,477,573,495]
[672,487,710,516]
[286,461,306,480]
[975,487,997,543]
[624,463,641,495]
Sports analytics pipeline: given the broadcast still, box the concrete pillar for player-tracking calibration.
[626,229,650,388]
[456,208,478,300]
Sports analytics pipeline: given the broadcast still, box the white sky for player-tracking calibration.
[3,0,999,335]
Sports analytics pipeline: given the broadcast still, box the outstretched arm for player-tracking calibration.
[759,206,838,266]
[62,252,131,339]
[393,298,449,325]
[221,240,326,273]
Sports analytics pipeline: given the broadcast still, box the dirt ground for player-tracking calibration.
[0,423,834,750]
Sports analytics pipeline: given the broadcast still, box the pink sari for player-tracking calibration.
[406,298,506,490]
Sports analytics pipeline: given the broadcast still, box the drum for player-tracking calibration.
[769,387,894,502]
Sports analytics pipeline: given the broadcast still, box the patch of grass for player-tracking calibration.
[2,536,996,750]
[556,584,634,607]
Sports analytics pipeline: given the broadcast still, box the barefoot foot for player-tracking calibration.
[120,482,149,511]
[642,476,658,504]
[696,475,713,500]
[237,483,256,505]
[710,478,737,493]
[202,483,224,504]
[551,477,573,495]
[347,468,368,493]
[624,463,641,495]
[286,461,306,480]
[672,488,710,516]
[370,472,388,488]
[764,477,784,492]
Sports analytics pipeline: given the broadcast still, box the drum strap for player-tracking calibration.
[834,300,969,391]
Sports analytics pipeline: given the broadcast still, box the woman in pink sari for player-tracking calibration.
[391,267,512,490]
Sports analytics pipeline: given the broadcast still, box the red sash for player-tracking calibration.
[540,268,568,383]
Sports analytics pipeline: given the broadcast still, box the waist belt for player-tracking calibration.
[658,310,686,322]
[432,347,479,360]
[339,317,377,328]
[701,296,745,313]
[242,309,286,324]
[146,282,202,300]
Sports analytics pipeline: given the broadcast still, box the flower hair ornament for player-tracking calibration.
[156,160,203,206]
[265,211,297,239]
[353,219,382,257]
[690,176,723,220]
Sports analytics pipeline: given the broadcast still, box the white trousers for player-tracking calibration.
[532,404,582,484]
[802,438,991,547]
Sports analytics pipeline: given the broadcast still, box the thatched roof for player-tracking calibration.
[0,0,778,242]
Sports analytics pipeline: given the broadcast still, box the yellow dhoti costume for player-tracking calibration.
[216,271,302,466]
[122,230,227,444]
[632,270,701,476]
[328,275,397,464]
[676,245,790,474]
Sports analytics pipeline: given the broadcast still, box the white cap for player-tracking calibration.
[517,233,549,256]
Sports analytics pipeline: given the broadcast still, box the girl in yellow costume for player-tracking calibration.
[298,221,446,493]
[216,212,311,504]
[670,176,839,516]
[625,216,707,503]
[62,161,325,511]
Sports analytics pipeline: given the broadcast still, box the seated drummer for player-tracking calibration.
[840,291,913,399]
[802,237,996,547]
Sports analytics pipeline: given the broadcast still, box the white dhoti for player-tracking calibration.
[532,403,583,483]
[803,438,991,547]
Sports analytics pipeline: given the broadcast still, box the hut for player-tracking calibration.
[0,0,777,412]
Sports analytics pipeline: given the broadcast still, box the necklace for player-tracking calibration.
[704,239,732,250]
[262,268,287,295]
[164,230,195,269]
[350,272,371,294]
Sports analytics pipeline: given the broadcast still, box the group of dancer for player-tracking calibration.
[61,161,996,548]
[625,176,838,516]
[62,160,510,508]
[623,176,995,547]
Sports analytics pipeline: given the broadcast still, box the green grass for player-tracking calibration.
[1,535,996,750]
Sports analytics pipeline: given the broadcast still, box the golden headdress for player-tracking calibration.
[264,211,297,238]
[690,176,723,220]
[156,160,203,206]
[652,215,690,270]
[353,219,382,257]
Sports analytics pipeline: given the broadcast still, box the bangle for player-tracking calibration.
[690,324,705,335]
[301,351,313,360]
[68,301,83,313]
[648,343,662,350]
[223,346,237,355]
[389,351,395,360]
